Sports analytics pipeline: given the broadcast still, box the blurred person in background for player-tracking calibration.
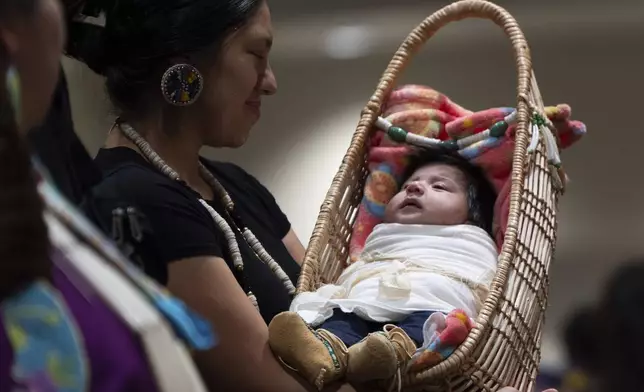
[521,259,644,392]
[592,260,644,391]
[560,260,644,392]
[559,307,598,392]
[0,0,214,390]
[26,0,102,205]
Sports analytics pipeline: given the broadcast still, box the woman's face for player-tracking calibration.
[1,0,64,131]
[195,1,277,148]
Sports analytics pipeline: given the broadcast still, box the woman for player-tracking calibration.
[66,0,335,390]
[1,1,213,391]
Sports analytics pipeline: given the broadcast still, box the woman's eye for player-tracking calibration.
[251,52,266,60]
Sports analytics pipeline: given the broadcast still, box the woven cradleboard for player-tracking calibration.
[298,1,562,391]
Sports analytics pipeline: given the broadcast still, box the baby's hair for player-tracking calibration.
[402,147,497,236]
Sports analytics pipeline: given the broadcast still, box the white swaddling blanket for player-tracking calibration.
[291,223,498,326]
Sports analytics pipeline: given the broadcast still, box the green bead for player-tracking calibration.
[532,113,546,127]
[388,126,407,143]
[489,121,508,137]
[439,140,459,150]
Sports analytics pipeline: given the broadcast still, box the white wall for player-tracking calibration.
[64,3,644,371]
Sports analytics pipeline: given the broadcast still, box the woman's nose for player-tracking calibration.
[260,63,277,96]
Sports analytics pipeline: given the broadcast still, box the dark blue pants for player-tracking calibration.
[317,309,433,347]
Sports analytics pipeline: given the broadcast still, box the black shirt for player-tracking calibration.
[82,147,300,324]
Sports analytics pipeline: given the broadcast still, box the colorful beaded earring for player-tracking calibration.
[5,66,21,124]
[160,64,203,106]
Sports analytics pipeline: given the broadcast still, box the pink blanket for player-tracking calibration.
[349,85,586,261]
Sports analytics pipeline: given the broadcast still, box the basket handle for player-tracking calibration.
[361,0,543,124]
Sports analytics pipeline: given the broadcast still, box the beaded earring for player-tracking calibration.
[5,66,21,125]
[160,64,204,106]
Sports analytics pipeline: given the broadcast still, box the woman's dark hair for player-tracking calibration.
[402,147,497,236]
[66,0,264,116]
[0,0,51,301]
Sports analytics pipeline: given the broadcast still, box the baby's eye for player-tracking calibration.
[432,183,448,191]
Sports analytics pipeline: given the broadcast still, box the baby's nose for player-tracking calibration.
[406,182,424,195]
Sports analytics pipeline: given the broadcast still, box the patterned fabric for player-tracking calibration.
[349,85,587,260]
[1,281,88,392]
[0,248,163,392]
[407,309,474,372]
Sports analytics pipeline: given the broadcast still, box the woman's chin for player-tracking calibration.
[205,131,250,149]
[231,133,250,148]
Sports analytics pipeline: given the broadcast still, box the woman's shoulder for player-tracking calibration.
[202,159,291,239]
[205,159,255,184]
[203,159,274,201]
[94,146,168,184]
[84,148,217,261]
[92,147,196,204]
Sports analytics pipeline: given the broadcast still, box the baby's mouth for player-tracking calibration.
[400,198,422,210]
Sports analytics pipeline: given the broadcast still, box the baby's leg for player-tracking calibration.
[268,309,370,390]
[346,312,428,384]
[394,310,435,347]
[317,309,375,347]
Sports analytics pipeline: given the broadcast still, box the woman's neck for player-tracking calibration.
[106,116,211,197]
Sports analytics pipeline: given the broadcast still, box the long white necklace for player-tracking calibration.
[118,122,296,311]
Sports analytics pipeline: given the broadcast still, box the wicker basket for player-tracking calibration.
[298,1,560,391]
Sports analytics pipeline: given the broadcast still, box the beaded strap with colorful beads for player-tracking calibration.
[375,111,516,151]
[375,109,564,189]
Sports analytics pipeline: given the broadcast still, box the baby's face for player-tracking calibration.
[384,163,469,226]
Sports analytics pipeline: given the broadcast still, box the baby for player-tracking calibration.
[268,148,498,390]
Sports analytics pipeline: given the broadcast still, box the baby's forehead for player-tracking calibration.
[406,163,467,183]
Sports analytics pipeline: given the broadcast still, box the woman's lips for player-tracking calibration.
[245,101,261,116]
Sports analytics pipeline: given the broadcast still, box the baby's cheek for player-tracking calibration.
[456,201,470,223]
[383,197,401,222]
